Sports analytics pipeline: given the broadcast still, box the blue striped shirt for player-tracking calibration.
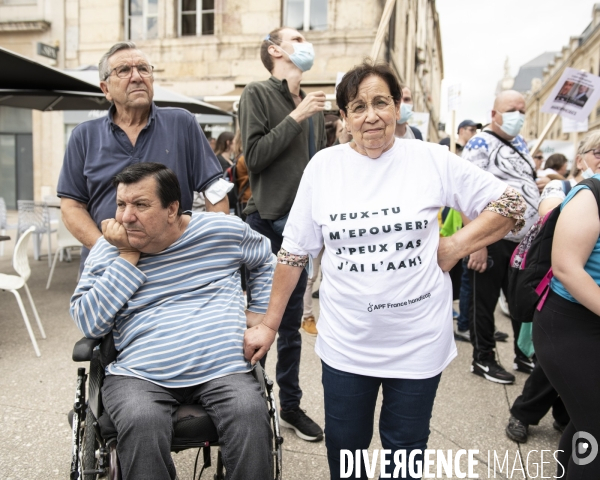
[71,213,275,387]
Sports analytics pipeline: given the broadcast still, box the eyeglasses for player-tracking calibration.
[347,95,394,116]
[107,63,154,80]
[584,149,600,159]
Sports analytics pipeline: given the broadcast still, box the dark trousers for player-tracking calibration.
[534,290,600,479]
[246,212,308,410]
[102,373,272,480]
[457,261,471,332]
[510,362,569,426]
[469,239,524,360]
[322,361,441,480]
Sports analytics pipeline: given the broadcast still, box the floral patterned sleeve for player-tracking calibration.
[483,186,526,234]
[277,248,309,267]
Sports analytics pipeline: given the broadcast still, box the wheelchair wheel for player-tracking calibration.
[81,410,101,479]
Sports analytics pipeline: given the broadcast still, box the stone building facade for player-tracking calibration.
[0,0,443,203]
[522,4,600,146]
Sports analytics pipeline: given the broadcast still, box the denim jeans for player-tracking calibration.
[246,211,308,410]
[102,373,272,480]
[321,361,441,480]
[457,261,471,332]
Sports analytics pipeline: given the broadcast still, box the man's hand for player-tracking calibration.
[101,219,141,265]
[467,246,488,273]
[243,323,277,365]
[289,91,326,124]
[245,310,265,328]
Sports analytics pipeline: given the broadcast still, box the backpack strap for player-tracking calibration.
[484,130,537,180]
[578,177,600,216]
[561,180,572,195]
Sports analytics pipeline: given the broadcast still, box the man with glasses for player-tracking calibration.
[462,90,539,384]
[238,27,326,443]
[58,42,230,270]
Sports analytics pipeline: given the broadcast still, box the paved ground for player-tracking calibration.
[0,230,563,479]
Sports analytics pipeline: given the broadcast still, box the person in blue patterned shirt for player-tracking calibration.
[71,162,275,480]
[462,90,539,385]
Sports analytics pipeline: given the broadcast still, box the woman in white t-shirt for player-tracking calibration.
[244,62,526,480]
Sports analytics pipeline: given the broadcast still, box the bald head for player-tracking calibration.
[493,90,525,111]
[491,90,526,140]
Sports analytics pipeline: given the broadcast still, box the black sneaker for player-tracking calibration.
[506,416,528,443]
[514,355,535,374]
[279,408,323,442]
[471,357,515,384]
[494,330,509,342]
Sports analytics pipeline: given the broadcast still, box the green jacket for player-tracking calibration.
[239,76,326,219]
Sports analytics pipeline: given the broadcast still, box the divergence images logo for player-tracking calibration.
[572,431,598,466]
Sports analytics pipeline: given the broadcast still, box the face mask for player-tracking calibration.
[581,159,595,179]
[271,40,315,72]
[397,103,413,124]
[497,111,525,137]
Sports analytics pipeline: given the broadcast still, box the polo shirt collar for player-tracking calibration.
[107,102,157,131]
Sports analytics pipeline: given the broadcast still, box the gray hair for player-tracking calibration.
[98,41,138,81]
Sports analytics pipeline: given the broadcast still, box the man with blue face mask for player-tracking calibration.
[462,90,539,384]
[394,87,423,140]
[238,27,326,443]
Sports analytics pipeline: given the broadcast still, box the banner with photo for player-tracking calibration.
[541,67,600,122]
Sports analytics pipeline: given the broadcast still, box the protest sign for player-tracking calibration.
[540,67,600,122]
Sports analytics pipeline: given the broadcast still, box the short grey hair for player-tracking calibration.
[99,41,138,81]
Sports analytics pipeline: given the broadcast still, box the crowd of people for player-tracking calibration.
[58,26,600,480]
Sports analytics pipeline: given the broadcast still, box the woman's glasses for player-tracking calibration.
[347,96,394,116]
[584,149,600,159]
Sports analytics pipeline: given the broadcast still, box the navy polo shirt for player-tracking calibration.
[57,103,223,228]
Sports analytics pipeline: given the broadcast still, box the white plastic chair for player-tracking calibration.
[46,217,83,289]
[0,197,17,257]
[0,226,47,357]
[16,200,56,267]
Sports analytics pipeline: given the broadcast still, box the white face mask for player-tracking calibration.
[581,159,595,179]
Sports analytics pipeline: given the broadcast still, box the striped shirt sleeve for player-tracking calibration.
[239,222,275,314]
[70,241,147,338]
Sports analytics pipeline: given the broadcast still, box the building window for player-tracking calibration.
[127,0,159,41]
[284,0,327,31]
[180,0,215,36]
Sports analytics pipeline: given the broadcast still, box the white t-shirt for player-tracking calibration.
[282,140,507,379]
[539,178,577,204]
[462,132,539,242]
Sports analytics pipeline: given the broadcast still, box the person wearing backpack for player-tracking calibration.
[462,90,539,384]
[504,151,586,443]
[533,154,600,479]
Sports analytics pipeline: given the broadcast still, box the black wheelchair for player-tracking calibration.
[68,336,283,480]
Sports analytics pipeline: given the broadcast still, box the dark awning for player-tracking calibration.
[0,47,233,116]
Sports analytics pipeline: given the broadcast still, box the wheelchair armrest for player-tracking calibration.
[72,337,102,362]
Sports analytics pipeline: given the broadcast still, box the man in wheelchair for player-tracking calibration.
[70,162,275,480]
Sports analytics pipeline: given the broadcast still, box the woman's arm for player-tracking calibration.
[438,187,526,272]
[538,197,562,217]
[438,211,516,272]
[243,262,304,364]
[551,190,600,316]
